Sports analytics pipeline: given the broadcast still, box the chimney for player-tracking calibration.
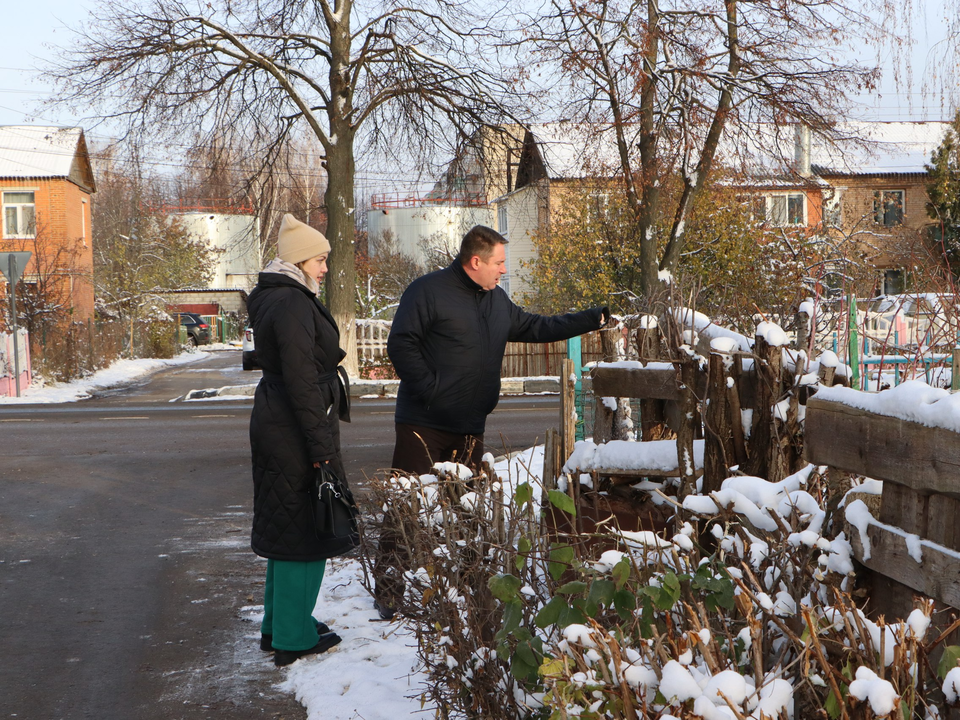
[794,124,812,177]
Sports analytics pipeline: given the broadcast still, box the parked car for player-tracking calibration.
[242,326,259,370]
[175,312,212,346]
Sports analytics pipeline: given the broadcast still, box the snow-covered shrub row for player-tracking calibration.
[362,459,960,719]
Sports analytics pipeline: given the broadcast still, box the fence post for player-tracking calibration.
[848,294,860,390]
[567,337,584,441]
[635,318,663,441]
[703,350,732,494]
[560,358,577,463]
[953,346,960,392]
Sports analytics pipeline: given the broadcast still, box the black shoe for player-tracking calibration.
[273,632,342,667]
[261,621,331,651]
[373,600,396,620]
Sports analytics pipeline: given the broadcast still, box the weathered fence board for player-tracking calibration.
[501,331,606,377]
[806,394,960,615]
[804,397,960,498]
[847,523,960,609]
[591,365,687,401]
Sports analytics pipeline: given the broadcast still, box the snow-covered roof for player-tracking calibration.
[730,120,951,178]
[811,121,950,176]
[0,126,93,186]
[503,119,952,194]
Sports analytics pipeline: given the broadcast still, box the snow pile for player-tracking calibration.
[254,558,424,720]
[564,438,704,475]
[0,351,206,404]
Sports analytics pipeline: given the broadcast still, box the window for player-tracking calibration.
[874,190,904,227]
[3,191,36,238]
[823,189,844,227]
[587,192,610,222]
[497,204,509,239]
[765,192,805,226]
[883,269,904,295]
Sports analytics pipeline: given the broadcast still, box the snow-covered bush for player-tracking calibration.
[362,459,960,719]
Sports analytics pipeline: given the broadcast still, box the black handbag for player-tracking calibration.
[313,465,360,557]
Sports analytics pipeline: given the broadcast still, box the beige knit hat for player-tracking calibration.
[277,214,331,264]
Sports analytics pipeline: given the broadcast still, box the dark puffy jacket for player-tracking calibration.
[388,260,604,435]
[247,272,347,561]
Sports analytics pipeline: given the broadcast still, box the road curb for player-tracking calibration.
[178,377,566,401]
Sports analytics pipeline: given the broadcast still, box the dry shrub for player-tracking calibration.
[29,318,179,383]
[361,462,960,719]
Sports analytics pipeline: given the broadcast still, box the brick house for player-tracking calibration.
[810,122,949,293]
[0,126,96,327]
[486,121,951,298]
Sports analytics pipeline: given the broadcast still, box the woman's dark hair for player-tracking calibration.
[458,225,508,264]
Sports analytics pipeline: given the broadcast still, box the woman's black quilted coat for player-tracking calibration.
[247,271,347,561]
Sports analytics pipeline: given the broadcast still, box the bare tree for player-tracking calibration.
[2,218,87,336]
[92,148,222,324]
[46,0,522,375]
[174,132,329,265]
[520,0,902,301]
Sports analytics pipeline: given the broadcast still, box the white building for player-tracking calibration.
[367,195,494,267]
[174,211,261,290]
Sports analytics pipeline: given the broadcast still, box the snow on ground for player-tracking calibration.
[0,349,211,404]
[264,449,545,720]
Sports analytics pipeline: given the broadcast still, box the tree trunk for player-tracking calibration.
[325,12,359,378]
[324,140,358,378]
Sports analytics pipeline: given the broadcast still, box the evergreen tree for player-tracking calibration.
[926,111,960,270]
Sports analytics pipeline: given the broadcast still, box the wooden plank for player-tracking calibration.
[562,359,577,462]
[591,365,684,401]
[848,521,960,610]
[805,397,960,496]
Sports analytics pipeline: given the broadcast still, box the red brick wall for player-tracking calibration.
[0,178,94,321]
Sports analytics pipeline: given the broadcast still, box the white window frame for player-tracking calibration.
[3,190,37,239]
[765,192,806,227]
[497,204,509,239]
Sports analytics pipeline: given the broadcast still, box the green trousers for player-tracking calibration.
[261,558,327,651]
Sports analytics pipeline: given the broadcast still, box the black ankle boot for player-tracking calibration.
[273,632,342,667]
[261,620,331,651]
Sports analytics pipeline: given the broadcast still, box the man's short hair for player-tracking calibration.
[458,225,508,264]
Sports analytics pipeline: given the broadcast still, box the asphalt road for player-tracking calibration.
[0,350,560,719]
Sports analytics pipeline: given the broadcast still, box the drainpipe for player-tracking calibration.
[794,125,812,178]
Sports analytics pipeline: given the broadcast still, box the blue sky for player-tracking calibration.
[0,0,95,129]
[0,1,955,135]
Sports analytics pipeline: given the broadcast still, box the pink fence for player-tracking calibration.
[0,329,31,397]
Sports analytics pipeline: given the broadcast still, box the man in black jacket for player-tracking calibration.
[387,224,606,474]
[373,226,605,618]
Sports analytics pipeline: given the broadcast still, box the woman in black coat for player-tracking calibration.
[247,214,347,667]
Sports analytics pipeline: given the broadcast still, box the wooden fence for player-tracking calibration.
[805,397,960,617]
[356,320,606,378]
[501,331,605,377]
[548,324,839,496]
